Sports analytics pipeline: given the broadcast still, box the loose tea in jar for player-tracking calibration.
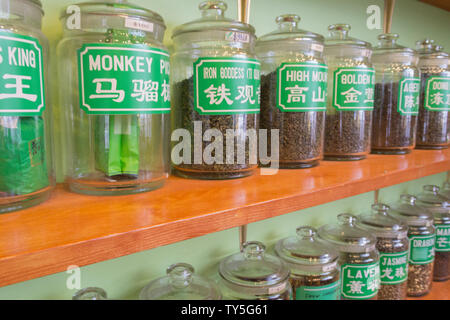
[275,226,341,300]
[356,204,409,300]
[318,214,380,300]
[256,14,327,168]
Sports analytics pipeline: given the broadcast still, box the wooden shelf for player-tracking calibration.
[408,280,450,300]
[0,149,449,287]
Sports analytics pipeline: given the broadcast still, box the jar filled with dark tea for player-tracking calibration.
[356,204,409,300]
[416,185,450,282]
[140,263,221,300]
[318,214,380,300]
[171,1,260,179]
[371,34,420,154]
[390,194,435,297]
[218,241,292,300]
[275,226,341,300]
[323,24,374,161]
[73,287,108,300]
[58,0,170,195]
[0,0,55,213]
[415,39,449,150]
[255,14,326,168]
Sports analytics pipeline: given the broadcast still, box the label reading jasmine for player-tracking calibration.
[277,62,327,112]
[379,251,408,284]
[193,57,260,115]
[332,67,375,111]
[409,234,435,264]
[295,281,341,300]
[424,76,450,111]
[78,43,170,115]
[340,262,380,299]
[398,78,420,115]
[0,32,45,116]
[435,225,450,252]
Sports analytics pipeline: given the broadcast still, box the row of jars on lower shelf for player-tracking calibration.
[73,185,450,300]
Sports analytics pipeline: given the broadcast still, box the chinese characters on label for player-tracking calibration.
[340,263,380,299]
[379,251,409,285]
[398,78,420,115]
[409,235,435,264]
[424,77,450,111]
[435,225,450,252]
[333,68,375,111]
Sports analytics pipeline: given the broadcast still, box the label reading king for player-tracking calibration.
[435,225,450,252]
[0,32,45,116]
[409,234,435,264]
[78,43,170,115]
[340,262,380,299]
[398,78,420,115]
[379,251,408,285]
[277,62,327,112]
[295,281,341,300]
[424,76,450,111]
[194,57,260,115]
[333,67,375,111]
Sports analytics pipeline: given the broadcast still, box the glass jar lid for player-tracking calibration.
[139,263,221,300]
[356,203,408,238]
[372,33,417,63]
[441,181,450,200]
[325,24,371,49]
[317,213,377,253]
[416,185,450,223]
[389,194,434,227]
[73,287,108,300]
[275,226,339,273]
[416,39,449,58]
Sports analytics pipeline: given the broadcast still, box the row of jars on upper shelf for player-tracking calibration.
[0,0,449,214]
[73,184,450,300]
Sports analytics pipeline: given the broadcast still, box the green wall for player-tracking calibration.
[0,0,449,299]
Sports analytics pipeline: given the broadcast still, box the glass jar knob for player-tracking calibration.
[72,287,108,300]
[199,0,227,19]
[167,263,195,289]
[378,33,399,48]
[275,14,300,31]
[243,241,266,260]
[423,185,440,195]
[337,213,357,226]
[400,194,417,205]
[296,226,316,241]
[328,23,351,39]
[371,203,390,215]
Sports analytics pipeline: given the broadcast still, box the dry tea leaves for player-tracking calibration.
[407,263,434,297]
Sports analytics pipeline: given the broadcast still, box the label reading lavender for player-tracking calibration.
[340,262,380,299]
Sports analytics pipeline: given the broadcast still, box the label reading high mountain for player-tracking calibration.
[409,234,435,264]
[424,76,450,111]
[398,78,420,115]
[379,251,409,285]
[435,225,450,252]
[340,262,380,299]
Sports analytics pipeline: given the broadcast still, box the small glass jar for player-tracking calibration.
[323,24,374,161]
[73,287,108,300]
[318,213,380,300]
[416,185,450,282]
[140,263,221,300]
[218,241,292,300]
[390,194,435,297]
[415,39,449,150]
[58,0,170,195]
[275,226,341,300]
[441,181,450,199]
[171,1,260,179]
[356,204,409,300]
[256,14,326,168]
[0,0,54,213]
[371,34,420,154]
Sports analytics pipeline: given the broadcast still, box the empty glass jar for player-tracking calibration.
[58,0,170,195]
[0,0,54,213]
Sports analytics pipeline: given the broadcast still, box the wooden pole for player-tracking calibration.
[383,0,396,33]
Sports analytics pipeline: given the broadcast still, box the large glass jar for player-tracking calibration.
[218,241,292,300]
[416,185,450,282]
[57,0,170,195]
[140,263,221,300]
[170,1,260,179]
[356,204,409,300]
[0,0,54,213]
[275,226,341,300]
[323,24,374,161]
[318,214,380,300]
[390,194,435,297]
[415,39,449,150]
[73,287,108,300]
[371,34,420,154]
[255,14,326,168]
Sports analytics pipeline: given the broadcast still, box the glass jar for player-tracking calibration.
[390,194,435,297]
[0,0,54,213]
[57,0,170,195]
[73,287,108,300]
[140,263,221,300]
[275,226,341,300]
[255,14,326,168]
[170,1,260,179]
[371,34,420,154]
[218,241,292,300]
[318,213,380,300]
[441,181,450,200]
[415,39,449,150]
[356,204,409,300]
[323,24,374,161]
[416,185,450,282]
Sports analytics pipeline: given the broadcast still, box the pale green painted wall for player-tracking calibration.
[0,0,448,299]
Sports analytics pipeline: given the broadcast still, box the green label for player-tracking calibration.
[340,263,380,299]
[424,76,450,111]
[0,32,45,116]
[78,43,170,115]
[379,251,409,285]
[276,62,328,112]
[436,225,450,252]
[193,57,260,115]
[409,234,435,264]
[398,77,420,115]
[332,67,375,111]
[295,281,341,300]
